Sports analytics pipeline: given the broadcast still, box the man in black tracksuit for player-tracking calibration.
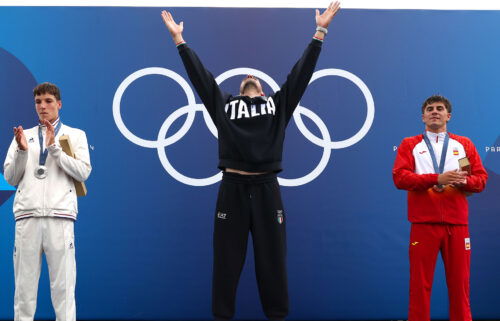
[161,3,340,320]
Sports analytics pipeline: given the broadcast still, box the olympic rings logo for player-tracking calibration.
[113,67,375,187]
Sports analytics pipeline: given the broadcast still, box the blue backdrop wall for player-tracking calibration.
[1,7,499,320]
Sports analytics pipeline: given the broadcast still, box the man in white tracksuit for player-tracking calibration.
[3,82,91,321]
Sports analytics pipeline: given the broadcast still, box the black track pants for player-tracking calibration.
[212,172,288,321]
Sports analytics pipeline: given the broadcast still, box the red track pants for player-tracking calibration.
[409,223,472,321]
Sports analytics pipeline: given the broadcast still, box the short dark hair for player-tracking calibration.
[421,95,451,114]
[33,82,61,101]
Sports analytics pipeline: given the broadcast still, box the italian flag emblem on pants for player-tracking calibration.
[277,210,284,224]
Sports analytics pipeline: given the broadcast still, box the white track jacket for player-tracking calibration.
[3,123,91,220]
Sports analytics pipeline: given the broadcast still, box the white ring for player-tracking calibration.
[113,67,197,148]
[214,67,334,187]
[113,67,375,187]
[278,106,331,186]
[157,104,222,186]
[294,68,375,149]
[197,67,282,139]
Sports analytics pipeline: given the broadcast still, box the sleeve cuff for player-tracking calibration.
[48,144,62,155]
[312,38,324,46]
[14,148,28,162]
[177,42,187,51]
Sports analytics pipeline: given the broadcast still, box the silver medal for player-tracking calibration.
[34,166,47,179]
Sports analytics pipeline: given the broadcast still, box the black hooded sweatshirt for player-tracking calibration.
[177,38,322,172]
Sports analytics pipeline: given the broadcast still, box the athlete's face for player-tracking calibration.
[422,101,451,133]
[239,75,264,97]
[35,93,62,123]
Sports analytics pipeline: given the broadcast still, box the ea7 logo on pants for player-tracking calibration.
[217,212,228,220]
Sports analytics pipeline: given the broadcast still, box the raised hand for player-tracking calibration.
[161,10,184,44]
[13,126,28,151]
[316,1,340,28]
[42,119,56,147]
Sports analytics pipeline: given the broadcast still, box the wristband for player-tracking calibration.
[316,26,328,34]
[176,41,186,47]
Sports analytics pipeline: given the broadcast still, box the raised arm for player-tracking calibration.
[277,1,341,122]
[315,1,341,39]
[161,10,185,46]
[161,10,228,122]
[3,126,29,186]
[42,120,92,183]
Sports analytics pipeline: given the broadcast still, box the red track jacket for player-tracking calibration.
[393,132,488,224]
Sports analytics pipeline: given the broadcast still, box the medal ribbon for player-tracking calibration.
[38,120,62,166]
[422,132,449,174]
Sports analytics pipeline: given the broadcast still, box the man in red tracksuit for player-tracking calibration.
[393,95,488,321]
